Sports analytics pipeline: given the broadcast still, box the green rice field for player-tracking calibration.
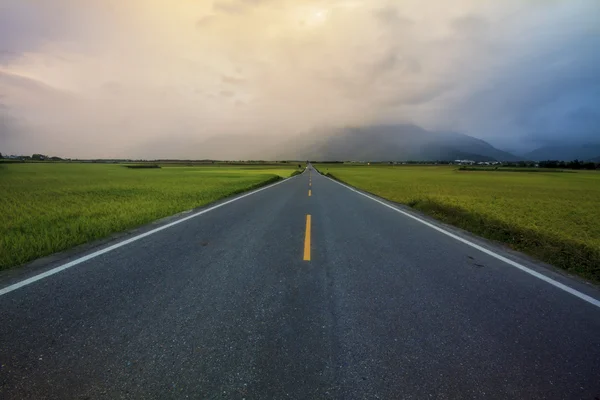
[0,163,298,270]
[316,164,600,282]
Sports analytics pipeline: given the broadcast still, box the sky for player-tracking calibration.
[0,0,598,158]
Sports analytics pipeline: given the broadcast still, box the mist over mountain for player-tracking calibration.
[524,144,600,162]
[191,124,518,162]
[285,125,518,161]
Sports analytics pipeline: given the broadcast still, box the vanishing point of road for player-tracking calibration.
[1,167,599,399]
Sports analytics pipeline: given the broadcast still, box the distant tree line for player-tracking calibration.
[0,153,64,161]
[366,160,599,169]
[538,160,599,170]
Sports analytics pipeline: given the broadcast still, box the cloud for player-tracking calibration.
[0,0,598,158]
[221,75,245,85]
[373,5,413,26]
[196,16,215,29]
[213,1,247,15]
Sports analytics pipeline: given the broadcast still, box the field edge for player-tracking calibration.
[1,174,284,272]
[321,170,600,284]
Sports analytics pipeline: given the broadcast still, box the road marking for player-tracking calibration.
[0,175,300,297]
[322,174,600,309]
[309,189,312,197]
[304,215,312,261]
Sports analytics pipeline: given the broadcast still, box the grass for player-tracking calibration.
[316,164,600,282]
[124,164,161,169]
[457,166,574,173]
[0,163,299,270]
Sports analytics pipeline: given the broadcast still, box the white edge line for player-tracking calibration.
[321,172,600,309]
[0,174,300,297]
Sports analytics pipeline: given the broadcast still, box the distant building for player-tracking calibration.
[454,159,475,165]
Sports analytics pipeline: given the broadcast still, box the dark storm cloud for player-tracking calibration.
[457,33,600,148]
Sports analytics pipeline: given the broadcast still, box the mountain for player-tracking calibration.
[278,124,520,162]
[524,144,600,161]
[131,124,520,161]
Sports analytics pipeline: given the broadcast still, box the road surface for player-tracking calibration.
[1,167,599,399]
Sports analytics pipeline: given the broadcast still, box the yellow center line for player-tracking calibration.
[308,189,312,197]
[303,214,311,261]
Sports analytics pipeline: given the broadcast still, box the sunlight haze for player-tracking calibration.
[1,0,598,158]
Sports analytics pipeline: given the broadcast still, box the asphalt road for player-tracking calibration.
[1,167,600,399]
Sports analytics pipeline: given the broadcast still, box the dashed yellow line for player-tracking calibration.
[303,215,311,261]
[308,189,312,197]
